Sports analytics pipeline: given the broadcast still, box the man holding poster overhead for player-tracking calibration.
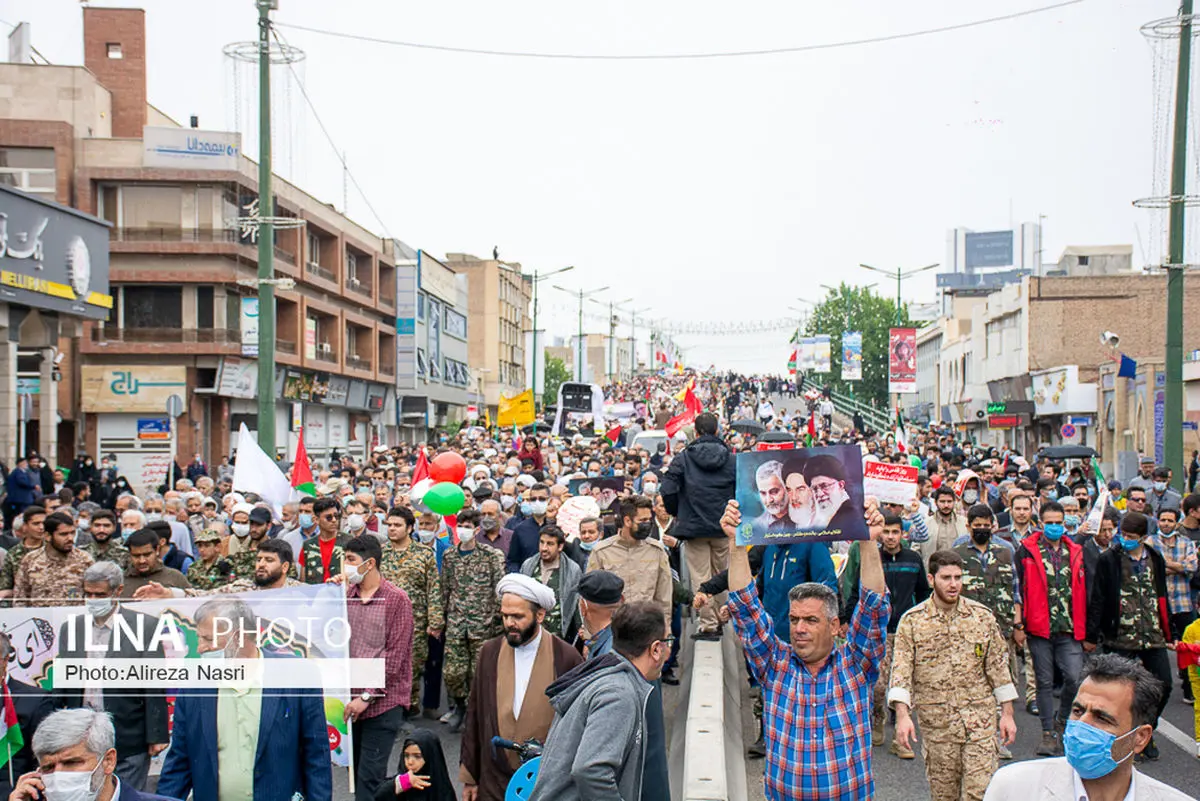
[721,497,888,801]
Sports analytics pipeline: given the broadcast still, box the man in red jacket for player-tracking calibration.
[1014,501,1088,758]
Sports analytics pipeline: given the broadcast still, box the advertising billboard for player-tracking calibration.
[964,230,1015,269]
[888,328,917,394]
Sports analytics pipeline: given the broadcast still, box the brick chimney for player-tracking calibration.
[82,8,147,139]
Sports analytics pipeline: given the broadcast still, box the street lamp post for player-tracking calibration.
[554,285,610,383]
[590,296,632,383]
[858,263,939,325]
[529,265,574,407]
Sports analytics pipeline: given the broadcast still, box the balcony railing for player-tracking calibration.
[274,246,295,264]
[90,326,240,344]
[110,227,239,243]
[378,363,395,376]
[346,280,373,298]
[305,262,337,283]
[345,353,371,371]
[378,290,395,306]
[311,345,337,363]
[277,338,297,355]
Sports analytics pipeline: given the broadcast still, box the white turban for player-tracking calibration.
[232,502,255,517]
[496,574,556,611]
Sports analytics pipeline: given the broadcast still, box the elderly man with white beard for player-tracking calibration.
[751,460,792,536]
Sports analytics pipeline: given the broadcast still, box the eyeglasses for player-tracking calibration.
[658,636,676,647]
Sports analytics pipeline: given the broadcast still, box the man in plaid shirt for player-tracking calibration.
[722,497,888,801]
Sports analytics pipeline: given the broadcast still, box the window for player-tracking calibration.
[121,185,183,233]
[1078,255,1090,266]
[346,251,358,282]
[444,308,467,339]
[106,42,123,59]
[417,349,427,377]
[417,293,425,320]
[0,147,55,199]
[197,286,214,329]
[123,286,182,329]
[307,231,320,267]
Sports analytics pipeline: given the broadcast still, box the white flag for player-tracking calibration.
[232,423,294,518]
[1081,488,1109,536]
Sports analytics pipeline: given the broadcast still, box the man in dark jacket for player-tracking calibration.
[660,412,735,640]
[2,456,40,530]
[1085,510,1174,759]
[528,601,663,801]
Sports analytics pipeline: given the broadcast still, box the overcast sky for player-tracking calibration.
[5,0,1182,373]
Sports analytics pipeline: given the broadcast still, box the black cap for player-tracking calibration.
[248,507,272,525]
[578,570,624,605]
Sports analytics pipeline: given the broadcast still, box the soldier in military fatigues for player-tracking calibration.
[380,508,443,711]
[441,536,506,729]
[955,504,1034,749]
[0,507,46,605]
[1086,512,1173,756]
[889,550,1017,801]
[14,512,94,607]
[82,511,131,572]
[186,528,234,590]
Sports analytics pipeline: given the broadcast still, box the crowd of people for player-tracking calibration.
[0,369,1196,801]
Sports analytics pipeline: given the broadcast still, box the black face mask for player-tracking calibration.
[633,521,653,540]
[970,527,992,545]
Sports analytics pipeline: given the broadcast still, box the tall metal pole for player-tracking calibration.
[531,267,540,402]
[1165,0,1193,487]
[895,267,902,326]
[256,0,277,458]
[577,289,584,382]
[608,301,615,382]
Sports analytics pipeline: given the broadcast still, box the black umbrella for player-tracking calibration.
[1040,445,1098,460]
[730,419,766,435]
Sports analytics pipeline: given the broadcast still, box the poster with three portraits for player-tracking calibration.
[735,445,868,545]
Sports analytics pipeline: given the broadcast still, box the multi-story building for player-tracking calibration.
[1,8,401,492]
[394,249,473,441]
[445,252,531,417]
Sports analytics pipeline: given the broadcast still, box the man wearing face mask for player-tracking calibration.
[225,502,254,558]
[52,561,169,791]
[442,512,507,733]
[1086,512,1173,762]
[83,511,131,572]
[587,496,673,629]
[506,483,551,574]
[1145,467,1182,516]
[380,505,443,718]
[983,654,1189,801]
[343,535,415,801]
[227,507,282,581]
[1015,501,1088,756]
[10,708,177,801]
[280,497,317,558]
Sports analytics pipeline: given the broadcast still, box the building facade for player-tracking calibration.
[1,9,401,490]
[446,252,531,416]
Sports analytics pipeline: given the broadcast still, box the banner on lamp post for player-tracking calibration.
[842,332,862,381]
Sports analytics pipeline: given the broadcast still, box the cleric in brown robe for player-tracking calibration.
[460,573,583,801]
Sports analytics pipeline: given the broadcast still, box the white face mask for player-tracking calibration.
[457,527,475,543]
[40,761,105,801]
[500,496,516,510]
[343,563,368,585]
[417,529,437,544]
[231,523,250,538]
[346,514,365,532]
[145,512,163,523]
[85,597,114,618]
[642,482,658,495]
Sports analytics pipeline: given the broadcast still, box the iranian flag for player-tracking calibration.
[412,447,430,484]
[787,350,797,372]
[603,425,622,446]
[894,408,908,454]
[806,413,816,447]
[0,683,23,771]
[291,430,316,498]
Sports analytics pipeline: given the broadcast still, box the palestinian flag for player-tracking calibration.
[0,683,23,770]
[788,350,797,372]
[291,430,316,497]
[894,408,908,454]
[603,425,622,446]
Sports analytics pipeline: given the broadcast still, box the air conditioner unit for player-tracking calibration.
[317,342,332,356]
[306,261,320,272]
[348,276,361,287]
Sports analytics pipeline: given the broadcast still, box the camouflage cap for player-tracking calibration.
[195,528,224,543]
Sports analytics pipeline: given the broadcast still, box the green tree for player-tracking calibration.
[543,354,570,405]
[803,283,912,409]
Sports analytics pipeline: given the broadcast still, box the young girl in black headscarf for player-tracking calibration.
[374,728,456,801]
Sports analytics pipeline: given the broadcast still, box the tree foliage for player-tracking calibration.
[543,354,571,404]
[802,283,912,409]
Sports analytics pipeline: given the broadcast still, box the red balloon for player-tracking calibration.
[429,451,467,484]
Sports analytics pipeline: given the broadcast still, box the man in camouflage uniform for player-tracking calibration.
[228,508,297,581]
[83,510,131,572]
[1086,510,1174,761]
[14,511,94,607]
[186,527,233,590]
[300,497,351,583]
[380,506,443,713]
[0,505,45,604]
[954,503,1030,756]
[135,539,302,599]
[890,550,1017,801]
[441,517,506,732]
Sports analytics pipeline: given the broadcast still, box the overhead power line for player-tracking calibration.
[275,1,1084,61]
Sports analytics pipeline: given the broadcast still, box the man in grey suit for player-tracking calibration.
[984,654,1192,801]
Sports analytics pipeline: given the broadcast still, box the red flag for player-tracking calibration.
[291,429,316,497]
[412,447,430,484]
[665,387,702,438]
[603,425,622,446]
[806,413,816,447]
[444,513,457,543]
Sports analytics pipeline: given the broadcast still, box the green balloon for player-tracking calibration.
[909,455,923,468]
[424,482,466,516]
